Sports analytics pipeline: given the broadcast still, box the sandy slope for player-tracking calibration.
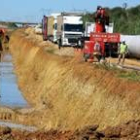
[8,28,140,131]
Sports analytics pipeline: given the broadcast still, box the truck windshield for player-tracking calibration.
[64,24,83,32]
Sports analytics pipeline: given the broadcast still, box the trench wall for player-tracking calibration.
[9,29,140,130]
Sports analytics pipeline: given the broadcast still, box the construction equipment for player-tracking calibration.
[83,6,120,62]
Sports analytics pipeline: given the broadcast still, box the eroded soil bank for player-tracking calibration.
[9,29,140,133]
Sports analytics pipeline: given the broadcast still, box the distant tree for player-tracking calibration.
[7,22,18,29]
[82,4,140,35]
[82,12,95,29]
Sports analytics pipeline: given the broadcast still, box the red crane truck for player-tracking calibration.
[83,6,120,62]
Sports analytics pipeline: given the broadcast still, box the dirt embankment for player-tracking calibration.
[9,29,140,131]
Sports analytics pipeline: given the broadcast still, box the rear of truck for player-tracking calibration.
[47,16,55,42]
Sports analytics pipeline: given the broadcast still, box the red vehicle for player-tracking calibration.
[83,6,120,62]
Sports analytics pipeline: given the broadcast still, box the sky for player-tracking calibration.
[0,0,139,23]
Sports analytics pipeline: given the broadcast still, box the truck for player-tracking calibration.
[83,6,120,62]
[56,12,84,48]
[34,24,42,34]
[42,13,60,42]
[51,13,61,43]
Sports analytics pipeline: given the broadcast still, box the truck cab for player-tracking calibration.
[56,12,83,48]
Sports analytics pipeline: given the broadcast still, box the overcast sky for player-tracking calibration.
[0,0,139,22]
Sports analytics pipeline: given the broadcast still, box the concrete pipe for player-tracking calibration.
[121,35,140,58]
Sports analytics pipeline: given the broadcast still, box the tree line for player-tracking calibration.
[82,5,140,35]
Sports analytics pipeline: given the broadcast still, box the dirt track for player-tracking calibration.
[0,27,139,139]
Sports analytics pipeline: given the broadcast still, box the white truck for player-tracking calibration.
[42,13,60,42]
[56,12,83,47]
[50,13,60,43]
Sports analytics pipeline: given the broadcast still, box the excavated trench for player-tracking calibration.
[0,47,38,132]
[0,53,28,108]
[8,29,140,132]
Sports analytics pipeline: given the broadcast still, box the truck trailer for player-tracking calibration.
[42,13,60,42]
[56,12,84,48]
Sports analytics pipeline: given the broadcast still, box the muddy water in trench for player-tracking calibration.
[0,53,38,131]
[0,53,28,108]
[0,121,37,132]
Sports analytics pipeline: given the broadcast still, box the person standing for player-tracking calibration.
[117,41,128,65]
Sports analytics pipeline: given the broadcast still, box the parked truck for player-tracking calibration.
[56,12,83,48]
[83,6,120,62]
[51,13,61,43]
[42,13,60,42]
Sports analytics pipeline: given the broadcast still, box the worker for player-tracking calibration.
[117,41,128,65]
[95,6,102,20]
[100,8,106,18]
[93,41,101,62]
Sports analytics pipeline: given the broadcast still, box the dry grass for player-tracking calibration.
[9,29,140,131]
